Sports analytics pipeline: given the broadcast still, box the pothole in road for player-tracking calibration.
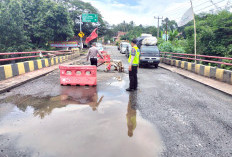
[0,80,164,157]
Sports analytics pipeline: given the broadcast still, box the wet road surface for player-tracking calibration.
[0,46,232,157]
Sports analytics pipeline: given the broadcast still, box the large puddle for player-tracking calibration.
[0,78,164,157]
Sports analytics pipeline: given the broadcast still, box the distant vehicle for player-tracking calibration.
[125,44,132,58]
[139,45,160,68]
[119,42,130,54]
[96,43,104,52]
[141,33,152,37]
[117,40,127,51]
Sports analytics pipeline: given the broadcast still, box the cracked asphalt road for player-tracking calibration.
[108,46,232,157]
[0,46,232,157]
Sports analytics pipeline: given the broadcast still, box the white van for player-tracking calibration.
[119,42,131,54]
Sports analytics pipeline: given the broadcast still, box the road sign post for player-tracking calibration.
[78,15,83,50]
[78,14,98,49]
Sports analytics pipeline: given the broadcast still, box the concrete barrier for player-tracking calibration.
[0,54,79,81]
[160,58,232,85]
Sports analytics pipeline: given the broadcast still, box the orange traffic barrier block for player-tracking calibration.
[59,65,97,86]
[98,54,111,64]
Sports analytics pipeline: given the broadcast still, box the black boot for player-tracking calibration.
[126,88,134,92]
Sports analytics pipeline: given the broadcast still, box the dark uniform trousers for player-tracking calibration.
[129,66,138,90]
[90,58,98,66]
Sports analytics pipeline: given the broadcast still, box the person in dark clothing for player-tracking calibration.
[126,39,140,92]
[87,43,103,66]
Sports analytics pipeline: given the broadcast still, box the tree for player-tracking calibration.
[58,0,108,38]
[21,0,74,48]
[184,10,232,57]
[0,0,29,52]
[0,0,74,52]
[161,18,178,32]
[169,30,179,41]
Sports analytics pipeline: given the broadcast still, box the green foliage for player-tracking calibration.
[172,47,185,53]
[184,10,232,57]
[0,0,109,52]
[161,18,178,32]
[111,21,135,36]
[158,40,186,53]
[65,0,108,37]
[110,21,158,42]
[0,0,74,52]
[0,0,30,52]
[169,30,179,41]
[171,40,187,50]
[158,42,173,52]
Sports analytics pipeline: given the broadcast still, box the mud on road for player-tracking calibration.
[0,46,164,157]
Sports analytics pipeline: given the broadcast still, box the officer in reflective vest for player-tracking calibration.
[126,39,140,91]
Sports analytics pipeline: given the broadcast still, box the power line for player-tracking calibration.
[225,0,232,10]
[174,0,228,19]
[164,3,190,14]
[163,0,211,16]
[194,0,211,8]
[195,0,227,12]
[166,0,229,23]
[209,0,222,10]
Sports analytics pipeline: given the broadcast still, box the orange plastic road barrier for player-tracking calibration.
[98,54,111,64]
[59,65,97,86]
[106,63,112,71]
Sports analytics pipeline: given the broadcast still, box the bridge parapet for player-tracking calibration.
[0,53,79,81]
[160,56,232,85]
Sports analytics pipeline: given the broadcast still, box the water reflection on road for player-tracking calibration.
[0,80,164,157]
[127,92,137,137]
[1,86,103,119]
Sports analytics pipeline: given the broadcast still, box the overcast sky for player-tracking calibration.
[82,0,231,26]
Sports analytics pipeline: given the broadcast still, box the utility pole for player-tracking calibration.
[162,18,168,41]
[97,24,99,42]
[78,15,83,49]
[190,0,197,63]
[154,16,163,38]
[166,20,168,41]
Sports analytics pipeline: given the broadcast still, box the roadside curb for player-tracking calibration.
[160,58,232,85]
[0,56,85,94]
[159,63,232,96]
[0,53,80,81]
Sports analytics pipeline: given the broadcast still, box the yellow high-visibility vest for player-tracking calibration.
[128,46,140,66]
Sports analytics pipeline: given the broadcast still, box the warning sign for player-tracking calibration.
[78,32,85,38]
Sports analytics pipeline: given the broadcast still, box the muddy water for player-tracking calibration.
[0,78,164,157]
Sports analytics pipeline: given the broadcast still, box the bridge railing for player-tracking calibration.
[161,52,232,68]
[0,50,73,64]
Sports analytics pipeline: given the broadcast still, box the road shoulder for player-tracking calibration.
[159,63,232,96]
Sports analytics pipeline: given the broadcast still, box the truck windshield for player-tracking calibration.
[141,46,159,54]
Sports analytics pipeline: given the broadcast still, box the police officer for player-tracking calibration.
[126,39,140,91]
